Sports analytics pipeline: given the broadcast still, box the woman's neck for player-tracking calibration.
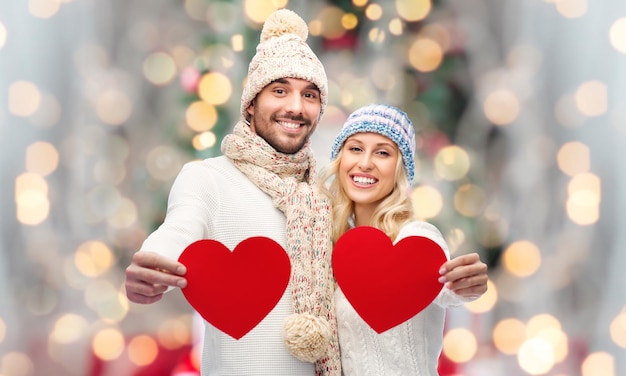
[353,204,376,227]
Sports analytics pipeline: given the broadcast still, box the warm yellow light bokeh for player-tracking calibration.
[26,142,59,176]
[74,240,115,278]
[9,80,42,117]
[582,352,615,376]
[342,13,359,31]
[502,240,541,277]
[1,352,34,376]
[483,89,520,125]
[395,0,431,22]
[157,316,193,350]
[318,7,347,40]
[96,89,133,126]
[609,311,626,348]
[566,172,601,226]
[493,318,526,355]
[29,0,61,19]
[408,38,443,72]
[609,18,626,54]
[193,131,218,151]
[575,80,607,117]
[49,314,89,344]
[186,101,218,132]
[15,173,50,225]
[555,0,588,19]
[92,328,125,361]
[388,18,403,36]
[410,185,443,219]
[231,34,244,52]
[244,0,286,24]
[0,22,7,49]
[464,279,497,314]
[453,184,487,218]
[434,145,471,181]
[143,52,177,86]
[517,337,555,375]
[557,142,590,176]
[198,72,232,105]
[0,317,5,344]
[128,335,159,367]
[442,328,477,363]
[365,3,383,21]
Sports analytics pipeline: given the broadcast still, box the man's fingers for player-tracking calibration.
[132,251,187,276]
[126,263,187,288]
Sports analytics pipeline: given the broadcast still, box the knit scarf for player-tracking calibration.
[221,121,341,376]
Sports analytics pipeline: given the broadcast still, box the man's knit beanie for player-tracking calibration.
[240,9,328,118]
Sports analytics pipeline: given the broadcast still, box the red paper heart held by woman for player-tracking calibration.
[332,226,446,333]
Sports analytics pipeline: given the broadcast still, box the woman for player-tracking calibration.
[320,104,487,375]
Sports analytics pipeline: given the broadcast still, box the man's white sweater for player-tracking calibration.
[140,156,315,376]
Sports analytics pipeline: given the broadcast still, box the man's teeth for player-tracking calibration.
[278,121,300,129]
[353,176,376,184]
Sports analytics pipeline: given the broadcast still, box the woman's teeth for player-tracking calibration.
[352,176,376,185]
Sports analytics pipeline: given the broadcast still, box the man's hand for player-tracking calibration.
[438,253,488,299]
[125,251,187,304]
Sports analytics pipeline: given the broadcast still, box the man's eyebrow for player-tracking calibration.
[270,78,320,92]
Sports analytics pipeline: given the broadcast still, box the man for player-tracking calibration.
[125,8,488,376]
[127,9,339,376]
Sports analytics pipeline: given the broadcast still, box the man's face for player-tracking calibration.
[246,77,321,154]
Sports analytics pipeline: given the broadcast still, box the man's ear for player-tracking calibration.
[246,99,255,117]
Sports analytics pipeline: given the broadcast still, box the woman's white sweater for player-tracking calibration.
[335,220,472,376]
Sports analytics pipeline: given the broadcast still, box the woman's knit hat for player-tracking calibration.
[240,9,328,118]
[330,104,416,182]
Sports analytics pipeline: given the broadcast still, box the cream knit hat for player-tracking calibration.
[240,9,328,119]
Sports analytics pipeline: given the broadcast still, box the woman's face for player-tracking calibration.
[338,132,399,212]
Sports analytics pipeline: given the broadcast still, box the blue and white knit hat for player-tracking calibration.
[330,104,416,182]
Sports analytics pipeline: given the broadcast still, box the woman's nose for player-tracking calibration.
[358,154,373,170]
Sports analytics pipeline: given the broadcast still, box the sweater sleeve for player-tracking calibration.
[395,221,471,308]
[139,161,216,261]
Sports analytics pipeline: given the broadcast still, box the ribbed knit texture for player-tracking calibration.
[222,121,341,375]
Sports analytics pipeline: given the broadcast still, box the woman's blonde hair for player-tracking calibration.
[319,146,414,243]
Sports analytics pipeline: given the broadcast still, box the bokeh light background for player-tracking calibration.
[2,0,626,375]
